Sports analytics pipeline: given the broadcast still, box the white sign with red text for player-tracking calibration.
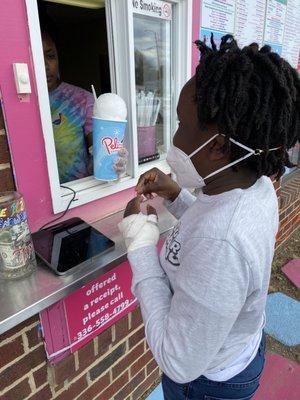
[132,0,172,20]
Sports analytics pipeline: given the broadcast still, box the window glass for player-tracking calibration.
[133,7,172,164]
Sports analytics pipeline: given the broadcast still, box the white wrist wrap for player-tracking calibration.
[118,212,159,252]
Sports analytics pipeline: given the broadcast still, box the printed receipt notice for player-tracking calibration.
[63,261,137,352]
[75,271,132,341]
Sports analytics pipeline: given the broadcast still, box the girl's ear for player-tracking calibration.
[209,135,229,161]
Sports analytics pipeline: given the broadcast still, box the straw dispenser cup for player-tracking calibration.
[136,91,160,159]
[92,93,127,181]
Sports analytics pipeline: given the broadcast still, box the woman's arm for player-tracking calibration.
[128,238,249,383]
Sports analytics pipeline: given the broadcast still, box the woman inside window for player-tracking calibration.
[42,31,127,184]
[42,31,93,184]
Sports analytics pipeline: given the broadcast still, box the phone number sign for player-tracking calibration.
[63,261,138,352]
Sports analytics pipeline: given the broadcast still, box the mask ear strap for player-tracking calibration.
[204,144,282,180]
[229,137,281,154]
[188,134,219,158]
[187,132,282,177]
[269,146,282,152]
[228,137,255,152]
[204,152,254,180]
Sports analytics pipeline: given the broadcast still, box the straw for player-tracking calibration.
[136,90,160,127]
[91,84,101,115]
[151,98,160,126]
[146,92,154,126]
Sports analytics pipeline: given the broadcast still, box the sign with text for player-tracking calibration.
[199,0,299,68]
[132,0,172,20]
[63,262,138,352]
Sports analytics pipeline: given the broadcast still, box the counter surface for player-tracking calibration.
[0,197,176,334]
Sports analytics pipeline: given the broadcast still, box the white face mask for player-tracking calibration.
[166,134,280,189]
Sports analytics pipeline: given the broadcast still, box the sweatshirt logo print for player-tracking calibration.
[165,223,181,266]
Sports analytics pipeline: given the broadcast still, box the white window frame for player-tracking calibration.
[26,0,192,213]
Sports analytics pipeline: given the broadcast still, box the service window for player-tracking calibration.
[26,0,192,213]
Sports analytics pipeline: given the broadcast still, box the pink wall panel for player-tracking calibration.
[0,0,135,232]
[192,0,201,74]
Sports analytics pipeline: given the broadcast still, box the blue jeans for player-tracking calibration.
[162,333,266,400]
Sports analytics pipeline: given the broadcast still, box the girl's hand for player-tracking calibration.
[135,167,181,201]
[123,196,158,218]
[119,197,159,252]
[124,196,142,218]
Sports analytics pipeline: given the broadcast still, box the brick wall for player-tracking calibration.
[0,171,299,400]
[0,308,159,400]
[0,106,15,192]
[276,171,300,247]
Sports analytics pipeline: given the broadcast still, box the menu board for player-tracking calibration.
[263,0,287,54]
[235,0,267,47]
[201,0,235,33]
[282,0,300,67]
[200,0,235,47]
[199,0,300,69]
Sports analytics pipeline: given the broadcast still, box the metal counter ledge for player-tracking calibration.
[0,197,176,335]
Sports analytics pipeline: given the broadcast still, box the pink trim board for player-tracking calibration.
[192,0,201,74]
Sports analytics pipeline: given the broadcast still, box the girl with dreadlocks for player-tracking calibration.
[119,35,300,399]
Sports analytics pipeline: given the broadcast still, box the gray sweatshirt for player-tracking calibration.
[128,177,278,384]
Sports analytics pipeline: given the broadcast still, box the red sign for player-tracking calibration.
[63,262,138,352]
[41,240,165,363]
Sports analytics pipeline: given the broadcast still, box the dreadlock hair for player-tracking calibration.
[194,34,300,179]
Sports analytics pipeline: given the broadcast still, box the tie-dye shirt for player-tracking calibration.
[49,82,93,183]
